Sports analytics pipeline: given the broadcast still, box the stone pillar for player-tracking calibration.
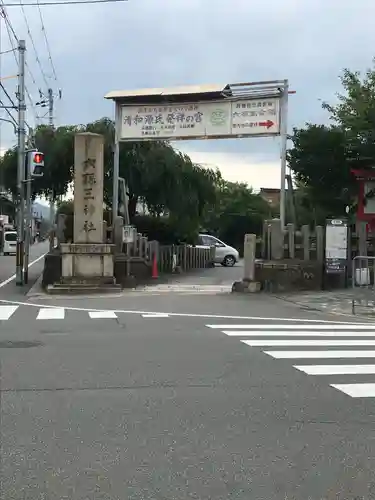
[243,233,256,281]
[74,133,104,244]
[232,233,260,293]
[270,218,284,260]
[113,216,124,254]
[56,213,67,245]
[60,132,116,285]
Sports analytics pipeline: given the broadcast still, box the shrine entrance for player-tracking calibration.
[105,80,290,227]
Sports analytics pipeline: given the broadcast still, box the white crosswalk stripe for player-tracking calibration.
[0,305,175,323]
[0,305,18,320]
[0,305,178,322]
[0,305,122,321]
[88,311,117,319]
[37,307,65,320]
[206,321,375,398]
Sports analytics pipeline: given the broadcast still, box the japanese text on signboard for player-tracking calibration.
[120,98,280,140]
[123,104,204,137]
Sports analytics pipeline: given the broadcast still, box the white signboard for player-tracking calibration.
[325,220,348,259]
[120,98,280,141]
[123,225,135,243]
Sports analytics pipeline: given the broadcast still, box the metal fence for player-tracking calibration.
[351,255,375,313]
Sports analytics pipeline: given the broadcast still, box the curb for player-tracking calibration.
[272,293,375,322]
[26,273,44,298]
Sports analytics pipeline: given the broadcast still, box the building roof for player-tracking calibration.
[104,84,231,104]
[260,187,280,193]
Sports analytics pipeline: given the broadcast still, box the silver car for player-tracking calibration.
[197,233,239,267]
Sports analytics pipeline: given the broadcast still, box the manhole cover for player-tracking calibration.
[0,340,43,348]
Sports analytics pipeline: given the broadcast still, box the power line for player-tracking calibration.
[0,6,39,92]
[0,47,15,55]
[0,81,33,134]
[36,0,57,82]
[4,0,126,5]
[19,0,49,87]
[0,3,41,126]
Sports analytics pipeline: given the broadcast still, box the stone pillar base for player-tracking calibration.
[232,279,261,294]
[60,243,115,283]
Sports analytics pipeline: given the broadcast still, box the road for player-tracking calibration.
[0,240,48,296]
[2,262,375,498]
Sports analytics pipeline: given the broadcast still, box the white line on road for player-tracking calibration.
[208,324,375,330]
[36,307,65,320]
[330,383,375,398]
[0,305,18,320]
[0,297,369,324]
[264,350,375,359]
[224,331,375,337]
[242,339,375,347]
[88,311,118,319]
[0,251,47,289]
[294,364,375,375]
[141,313,170,318]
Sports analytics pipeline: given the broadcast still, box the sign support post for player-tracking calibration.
[112,102,121,226]
[279,79,289,229]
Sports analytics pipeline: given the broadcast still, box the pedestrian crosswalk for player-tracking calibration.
[206,322,375,398]
[0,304,124,322]
[0,304,173,322]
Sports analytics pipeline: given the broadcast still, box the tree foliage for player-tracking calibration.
[202,180,271,251]
[287,60,375,222]
[323,62,375,161]
[1,124,76,200]
[2,117,222,239]
[287,124,352,219]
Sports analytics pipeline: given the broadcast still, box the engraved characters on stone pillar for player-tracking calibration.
[73,133,104,243]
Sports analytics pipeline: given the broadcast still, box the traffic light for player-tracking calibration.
[28,150,44,177]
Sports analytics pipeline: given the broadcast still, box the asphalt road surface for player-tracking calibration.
[2,262,375,498]
[0,240,48,297]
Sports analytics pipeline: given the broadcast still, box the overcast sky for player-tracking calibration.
[0,0,374,190]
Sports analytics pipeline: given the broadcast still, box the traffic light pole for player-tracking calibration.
[23,148,32,284]
[16,40,26,286]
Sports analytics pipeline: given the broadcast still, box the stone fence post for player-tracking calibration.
[232,233,260,293]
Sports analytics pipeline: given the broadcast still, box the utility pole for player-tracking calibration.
[15,40,26,286]
[48,87,54,251]
[35,87,61,252]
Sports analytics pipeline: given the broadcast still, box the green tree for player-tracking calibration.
[203,180,271,251]
[84,118,219,236]
[287,124,351,219]
[323,61,375,162]
[1,124,76,200]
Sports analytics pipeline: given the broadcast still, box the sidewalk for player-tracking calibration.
[275,288,375,318]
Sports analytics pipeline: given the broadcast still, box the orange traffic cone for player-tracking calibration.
[151,253,158,279]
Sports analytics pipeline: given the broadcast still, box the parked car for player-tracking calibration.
[197,233,239,267]
[2,230,17,255]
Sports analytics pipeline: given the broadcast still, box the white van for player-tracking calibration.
[3,230,17,255]
[197,233,239,267]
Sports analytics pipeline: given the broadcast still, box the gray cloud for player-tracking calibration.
[1,0,374,165]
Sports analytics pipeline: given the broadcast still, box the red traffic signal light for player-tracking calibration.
[33,152,44,164]
[28,150,44,177]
